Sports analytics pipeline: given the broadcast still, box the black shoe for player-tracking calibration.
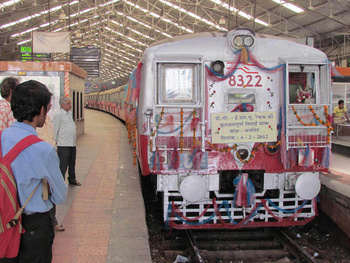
[69,180,81,186]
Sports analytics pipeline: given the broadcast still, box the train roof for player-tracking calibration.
[86,84,127,96]
[143,29,327,63]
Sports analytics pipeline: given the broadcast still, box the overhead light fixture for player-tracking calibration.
[329,4,334,19]
[59,10,67,20]
[219,16,226,25]
[308,0,314,10]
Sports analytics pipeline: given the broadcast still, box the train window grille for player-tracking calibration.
[287,104,329,149]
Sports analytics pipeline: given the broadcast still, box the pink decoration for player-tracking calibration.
[169,136,180,170]
[235,173,248,207]
[164,115,175,132]
[192,150,203,170]
[191,117,200,131]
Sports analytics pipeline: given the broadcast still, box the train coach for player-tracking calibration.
[85,28,333,230]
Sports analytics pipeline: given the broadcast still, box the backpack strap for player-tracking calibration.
[0,131,42,163]
[0,131,44,229]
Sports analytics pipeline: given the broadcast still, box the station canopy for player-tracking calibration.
[1,0,350,86]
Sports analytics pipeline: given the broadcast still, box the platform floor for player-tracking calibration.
[322,152,350,197]
[52,109,152,263]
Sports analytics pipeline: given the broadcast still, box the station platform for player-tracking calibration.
[52,109,152,263]
[319,136,350,243]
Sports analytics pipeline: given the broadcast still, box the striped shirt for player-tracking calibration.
[0,99,15,130]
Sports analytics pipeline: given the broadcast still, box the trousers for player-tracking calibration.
[57,146,77,183]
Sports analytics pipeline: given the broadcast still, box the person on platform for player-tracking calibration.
[0,80,67,263]
[53,97,81,186]
[0,77,19,130]
[333,99,349,124]
[37,114,65,232]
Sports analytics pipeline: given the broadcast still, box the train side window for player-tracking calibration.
[288,65,318,104]
[157,63,200,105]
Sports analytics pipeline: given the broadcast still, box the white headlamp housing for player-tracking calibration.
[227,28,255,50]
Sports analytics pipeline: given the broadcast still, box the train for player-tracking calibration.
[85,28,333,230]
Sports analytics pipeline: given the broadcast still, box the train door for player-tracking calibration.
[150,61,204,169]
[285,62,331,167]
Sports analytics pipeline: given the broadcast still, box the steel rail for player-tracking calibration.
[185,230,204,263]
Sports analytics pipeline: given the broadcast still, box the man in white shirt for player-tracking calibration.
[53,97,81,186]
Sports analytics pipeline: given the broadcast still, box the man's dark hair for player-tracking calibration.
[0,77,19,99]
[11,80,52,122]
[338,99,344,105]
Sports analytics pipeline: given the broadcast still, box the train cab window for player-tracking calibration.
[288,65,318,104]
[226,92,256,112]
[157,63,200,105]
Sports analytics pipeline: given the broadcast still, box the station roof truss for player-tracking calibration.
[1,0,350,86]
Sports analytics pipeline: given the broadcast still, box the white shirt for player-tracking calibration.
[53,109,76,146]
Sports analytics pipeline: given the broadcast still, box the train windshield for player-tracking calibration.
[157,63,199,105]
[288,65,319,104]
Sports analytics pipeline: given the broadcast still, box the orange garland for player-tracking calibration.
[292,105,333,144]
[149,108,165,151]
[132,118,137,166]
[180,108,184,153]
[291,106,317,126]
[192,108,196,148]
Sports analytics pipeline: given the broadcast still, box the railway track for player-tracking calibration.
[161,228,332,263]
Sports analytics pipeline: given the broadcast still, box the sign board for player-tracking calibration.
[71,47,100,77]
[211,112,277,143]
[32,32,71,53]
[19,46,50,62]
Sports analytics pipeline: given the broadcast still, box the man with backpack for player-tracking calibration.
[0,80,68,263]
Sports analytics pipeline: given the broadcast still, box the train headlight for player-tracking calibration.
[227,28,256,50]
[233,36,244,47]
[243,35,254,46]
[211,60,225,75]
[180,175,207,202]
[233,144,252,164]
[232,35,255,49]
[295,173,321,199]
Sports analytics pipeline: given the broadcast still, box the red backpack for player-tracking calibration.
[0,131,42,258]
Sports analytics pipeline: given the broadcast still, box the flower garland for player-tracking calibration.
[149,107,165,151]
[206,140,238,152]
[292,105,333,144]
[192,109,196,148]
[126,120,133,144]
[236,144,263,164]
[132,118,137,166]
[180,108,184,153]
[309,105,333,144]
[291,106,317,126]
[263,141,281,149]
